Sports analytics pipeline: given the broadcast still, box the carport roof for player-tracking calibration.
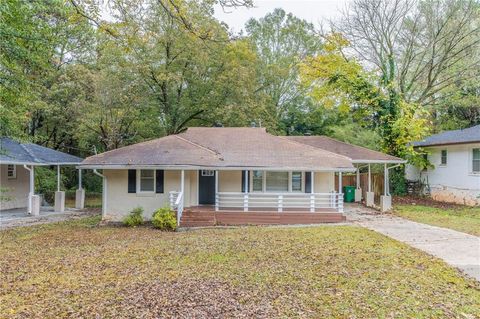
[286,136,404,163]
[0,137,82,165]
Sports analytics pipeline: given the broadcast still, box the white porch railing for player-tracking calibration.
[169,191,184,225]
[216,192,344,213]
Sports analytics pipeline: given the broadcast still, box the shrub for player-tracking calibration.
[152,207,177,231]
[123,207,144,227]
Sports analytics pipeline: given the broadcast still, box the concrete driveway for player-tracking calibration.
[0,207,99,229]
[345,204,480,281]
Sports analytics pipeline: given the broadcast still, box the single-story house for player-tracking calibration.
[79,127,404,226]
[0,137,83,214]
[406,124,480,206]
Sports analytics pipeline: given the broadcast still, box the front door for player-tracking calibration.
[198,170,215,205]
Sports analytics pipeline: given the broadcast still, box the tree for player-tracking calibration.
[104,0,268,134]
[245,8,323,134]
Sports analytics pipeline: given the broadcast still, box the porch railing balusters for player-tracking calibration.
[309,194,315,212]
[243,193,248,212]
[278,195,283,212]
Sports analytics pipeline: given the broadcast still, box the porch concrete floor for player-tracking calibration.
[0,207,99,229]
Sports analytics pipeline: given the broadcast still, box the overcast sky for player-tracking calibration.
[214,0,350,33]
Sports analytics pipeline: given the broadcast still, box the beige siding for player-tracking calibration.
[314,172,335,192]
[0,164,30,210]
[219,170,242,192]
[103,169,336,221]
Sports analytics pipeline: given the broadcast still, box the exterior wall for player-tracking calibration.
[314,172,335,192]
[406,143,480,206]
[0,164,30,210]
[103,169,337,221]
[219,170,242,192]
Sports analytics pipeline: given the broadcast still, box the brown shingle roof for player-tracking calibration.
[81,127,355,171]
[286,136,403,163]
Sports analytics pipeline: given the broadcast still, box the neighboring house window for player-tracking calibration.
[440,150,447,165]
[291,172,302,191]
[473,148,480,173]
[201,170,214,177]
[266,171,289,192]
[139,170,155,192]
[7,165,16,179]
[252,170,263,191]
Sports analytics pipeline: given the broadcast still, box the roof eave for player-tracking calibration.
[77,164,356,172]
[351,159,406,164]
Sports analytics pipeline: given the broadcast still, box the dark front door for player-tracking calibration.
[198,170,216,205]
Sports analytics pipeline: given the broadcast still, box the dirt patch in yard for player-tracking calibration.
[393,195,468,209]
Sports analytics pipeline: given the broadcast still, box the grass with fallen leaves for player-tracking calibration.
[394,204,480,236]
[1,216,479,318]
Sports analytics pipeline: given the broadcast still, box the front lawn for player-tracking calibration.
[1,217,479,318]
[394,203,480,237]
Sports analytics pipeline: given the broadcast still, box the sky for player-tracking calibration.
[214,0,350,33]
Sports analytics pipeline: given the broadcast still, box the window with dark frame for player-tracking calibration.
[291,172,302,191]
[473,148,480,173]
[440,150,447,165]
[7,164,16,179]
[252,170,263,191]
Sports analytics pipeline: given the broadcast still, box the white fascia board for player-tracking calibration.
[351,159,407,164]
[77,164,357,172]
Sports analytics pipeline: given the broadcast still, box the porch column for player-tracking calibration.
[338,172,342,193]
[366,164,374,207]
[214,170,219,211]
[25,165,40,216]
[54,165,65,212]
[355,165,362,202]
[310,171,315,212]
[75,169,85,209]
[380,164,392,212]
[243,170,248,212]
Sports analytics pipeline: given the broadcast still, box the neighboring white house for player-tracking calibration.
[406,125,480,206]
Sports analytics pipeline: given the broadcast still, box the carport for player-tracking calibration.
[0,138,83,215]
[287,136,406,211]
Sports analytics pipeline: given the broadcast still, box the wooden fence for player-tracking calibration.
[334,173,385,201]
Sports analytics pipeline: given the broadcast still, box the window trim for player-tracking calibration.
[7,164,16,179]
[249,170,305,193]
[440,149,447,166]
[136,169,156,193]
[472,148,480,174]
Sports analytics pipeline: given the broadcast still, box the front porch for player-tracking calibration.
[168,170,346,227]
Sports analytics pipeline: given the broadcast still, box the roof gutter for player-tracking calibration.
[78,164,357,172]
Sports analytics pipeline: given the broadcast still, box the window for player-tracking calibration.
[252,170,263,191]
[201,170,214,177]
[440,150,447,165]
[7,165,16,179]
[139,170,155,192]
[291,172,302,191]
[473,148,480,173]
[266,171,288,192]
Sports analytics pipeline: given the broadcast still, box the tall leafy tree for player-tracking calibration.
[245,8,323,134]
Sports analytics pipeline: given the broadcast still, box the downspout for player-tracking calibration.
[93,169,107,217]
[23,165,34,214]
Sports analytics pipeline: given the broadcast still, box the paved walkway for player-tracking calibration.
[0,208,99,229]
[345,204,480,281]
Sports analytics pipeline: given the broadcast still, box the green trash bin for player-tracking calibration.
[343,186,356,203]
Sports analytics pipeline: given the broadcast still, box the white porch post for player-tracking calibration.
[55,165,65,212]
[380,164,392,212]
[75,169,85,209]
[366,164,374,207]
[243,170,248,212]
[355,165,362,202]
[180,169,185,195]
[338,172,343,193]
[310,171,315,212]
[214,170,219,211]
